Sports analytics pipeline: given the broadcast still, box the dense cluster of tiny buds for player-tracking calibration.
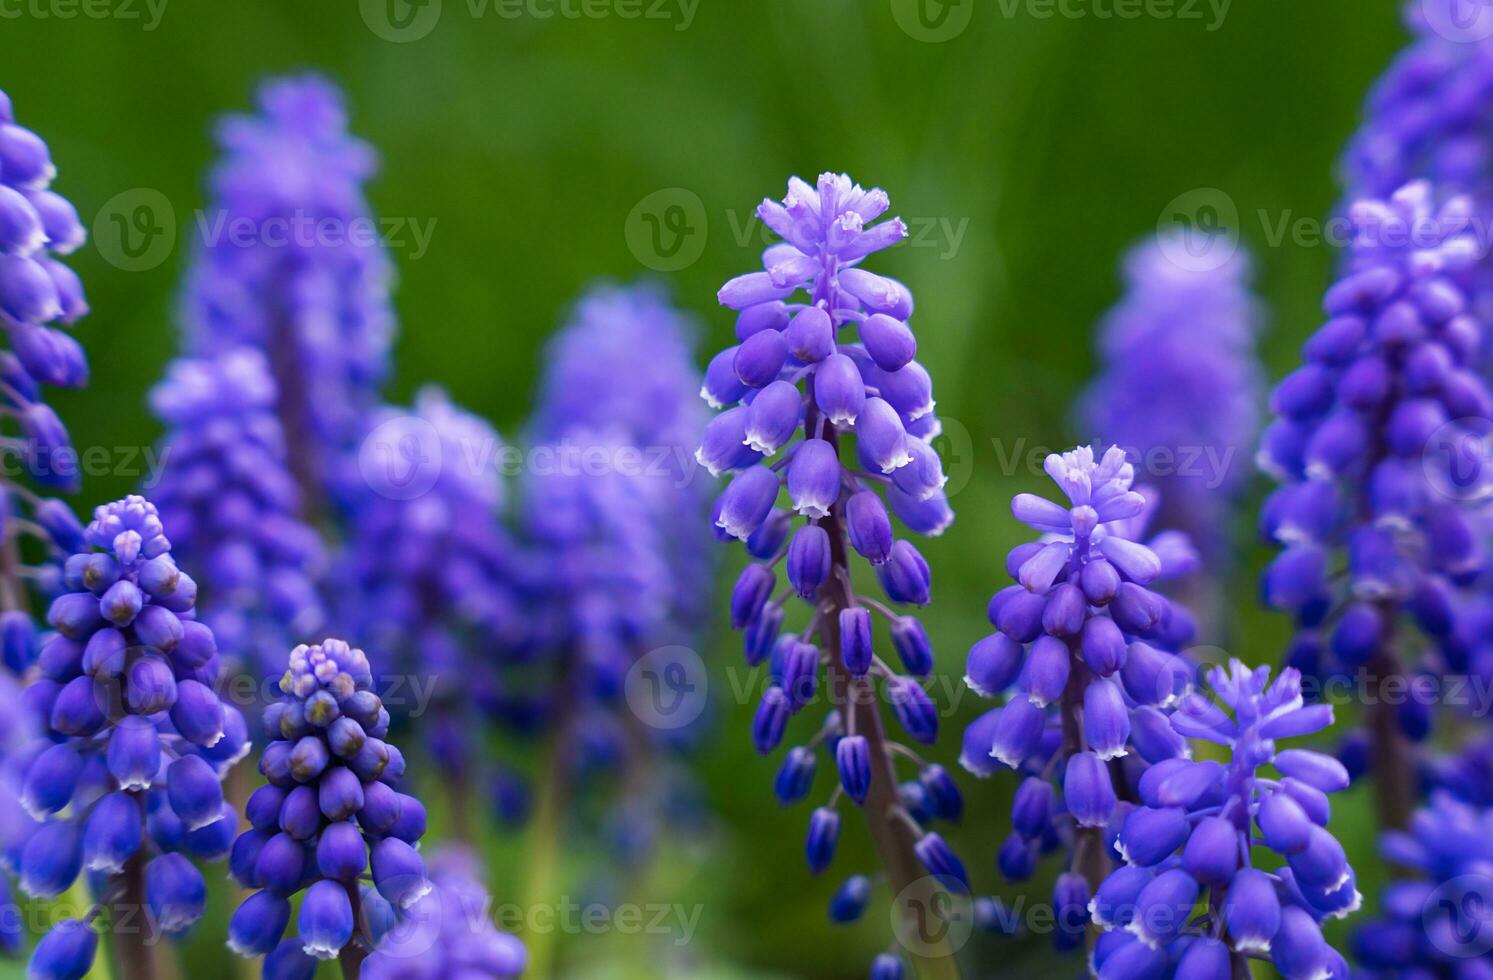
[149,348,327,676]
[1343,3,1493,325]
[360,845,526,979]
[1258,182,1493,815]
[228,638,430,970]
[531,282,717,639]
[960,445,1199,938]
[343,386,513,820]
[1090,661,1356,979]
[0,89,93,681]
[21,496,248,980]
[1353,791,1493,974]
[181,74,395,507]
[702,173,959,979]
[1079,236,1262,562]
[0,87,88,492]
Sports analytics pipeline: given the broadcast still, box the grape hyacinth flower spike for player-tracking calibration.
[1353,791,1493,975]
[342,387,510,840]
[1342,2,1493,329]
[228,638,433,977]
[182,74,395,516]
[1079,234,1262,571]
[960,446,1201,942]
[1259,181,1493,830]
[149,348,327,678]
[705,174,963,978]
[0,88,91,646]
[24,496,248,980]
[1090,660,1357,979]
[360,846,525,979]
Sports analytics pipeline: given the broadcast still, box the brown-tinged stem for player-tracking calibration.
[340,879,366,980]
[816,424,961,980]
[109,847,160,980]
[1366,609,1414,832]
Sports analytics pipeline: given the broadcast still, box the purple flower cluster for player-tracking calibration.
[228,638,429,970]
[1079,236,1263,560]
[342,387,512,818]
[149,348,327,676]
[22,496,248,980]
[0,88,88,496]
[361,846,526,979]
[1342,4,1493,326]
[181,74,395,508]
[702,173,957,977]
[1090,661,1356,979]
[960,446,1198,947]
[530,282,715,641]
[1259,183,1493,817]
[1353,791,1493,974]
[0,89,92,680]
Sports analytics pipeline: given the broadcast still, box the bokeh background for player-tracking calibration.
[0,0,1420,976]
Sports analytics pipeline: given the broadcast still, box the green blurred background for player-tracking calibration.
[0,0,1420,976]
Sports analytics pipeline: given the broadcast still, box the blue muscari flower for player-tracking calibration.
[1079,235,1263,563]
[229,638,429,965]
[500,282,714,865]
[1090,660,1356,979]
[1353,790,1493,975]
[0,89,88,488]
[182,75,395,511]
[0,91,90,684]
[703,174,960,974]
[360,845,525,979]
[21,495,247,977]
[149,348,326,677]
[341,387,511,804]
[1342,3,1493,330]
[960,445,1199,934]
[1258,182,1493,816]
